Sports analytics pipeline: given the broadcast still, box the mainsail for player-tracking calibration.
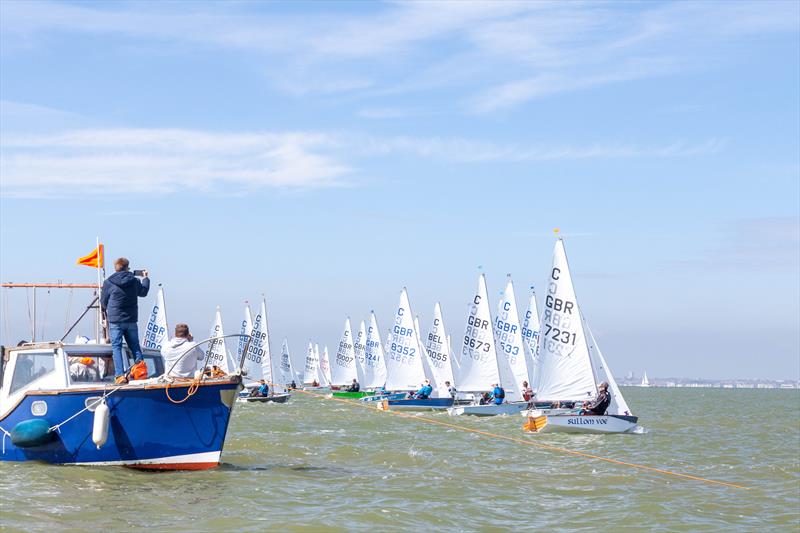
[457,274,501,392]
[236,304,253,371]
[415,315,442,397]
[534,239,597,402]
[319,345,332,386]
[243,300,268,385]
[363,312,387,389]
[521,288,541,386]
[143,287,169,350]
[423,303,456,397]
[276,338,294,391]
[384,288,427,391]
[354,320,367,385]
[206,306,232,373]
[303,341,319,384]
[331,318,357,386]
[494,276,528,401]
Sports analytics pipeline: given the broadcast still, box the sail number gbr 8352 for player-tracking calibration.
[542,267,578,355]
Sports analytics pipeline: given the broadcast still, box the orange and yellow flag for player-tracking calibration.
[77,244,104,268]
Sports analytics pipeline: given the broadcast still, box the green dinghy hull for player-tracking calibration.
[331,391,376,399]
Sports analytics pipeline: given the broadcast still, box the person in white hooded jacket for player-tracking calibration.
[161,323,205,378]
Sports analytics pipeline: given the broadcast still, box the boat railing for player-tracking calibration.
[163,333,253,381]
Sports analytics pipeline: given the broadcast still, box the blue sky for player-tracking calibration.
[0,1,798,380]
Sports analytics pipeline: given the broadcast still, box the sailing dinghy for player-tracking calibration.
[237,299,290,404]
[448,274,530,416]
[382,289,453,411]
[522,238,638,433]
[330,318,373,398]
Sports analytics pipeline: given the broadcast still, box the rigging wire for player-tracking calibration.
[1,289,10,345]
[25,287,32,341]
[41,288,50,341]
[64,288,74,336]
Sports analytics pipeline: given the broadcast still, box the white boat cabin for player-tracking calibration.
[0,342,164,418]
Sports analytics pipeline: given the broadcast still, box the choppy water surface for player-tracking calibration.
[1,388,798,531]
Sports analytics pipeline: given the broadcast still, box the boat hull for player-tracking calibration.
[524,413,639,434]
[448,401,532,417]
[385,397,454,411]
[237,393,291,403]
[331,391,375,399]
[0,378,241,469]
[360,392,406,403]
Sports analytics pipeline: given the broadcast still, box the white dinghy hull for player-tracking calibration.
[448,402,531,417]
[524,413,639,434]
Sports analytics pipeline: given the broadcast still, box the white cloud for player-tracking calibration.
[0,121,725,197]
[0,128,351,197]
[2,1,796,110]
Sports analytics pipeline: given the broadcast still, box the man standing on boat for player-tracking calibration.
[101,258,150,384]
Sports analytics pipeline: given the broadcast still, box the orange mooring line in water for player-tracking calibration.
[290,388,749,490]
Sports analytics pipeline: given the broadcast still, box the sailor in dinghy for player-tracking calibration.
[448,274,531,416]
[522,236,639,434]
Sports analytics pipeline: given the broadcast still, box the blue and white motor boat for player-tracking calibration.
[0,341,242,469]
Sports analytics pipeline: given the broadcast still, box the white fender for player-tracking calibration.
[92,401,109,449]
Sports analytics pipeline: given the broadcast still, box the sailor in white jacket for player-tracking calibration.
[161,323,205,378]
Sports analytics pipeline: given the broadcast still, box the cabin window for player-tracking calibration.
[10,352,56,394]
[67,355,115,383]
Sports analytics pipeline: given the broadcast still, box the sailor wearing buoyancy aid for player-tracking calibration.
[491,384,506,405]
[414,380,433,399]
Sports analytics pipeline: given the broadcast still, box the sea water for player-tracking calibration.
[1,388,798,531]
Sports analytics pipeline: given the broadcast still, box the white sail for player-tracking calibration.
[521,288,541,386]
[142,287,169,350]
[534,239,597,402]
[303,341,319,384]
[205,306,231,373]
[258,299,275,388]
[331,318,358,386]
[385,288,427,391]
[363,312,388,389]
[353,320,367,385]
[494,276,528,401]
[586,321,632,416]
[276,338,294,391]
[641,371,650,387]
[448,334,459,375]
[243,301,268,385]
[457,274,501,392]
[235,304,253,372]
[319,344,331,386]
[424,303,456,396]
